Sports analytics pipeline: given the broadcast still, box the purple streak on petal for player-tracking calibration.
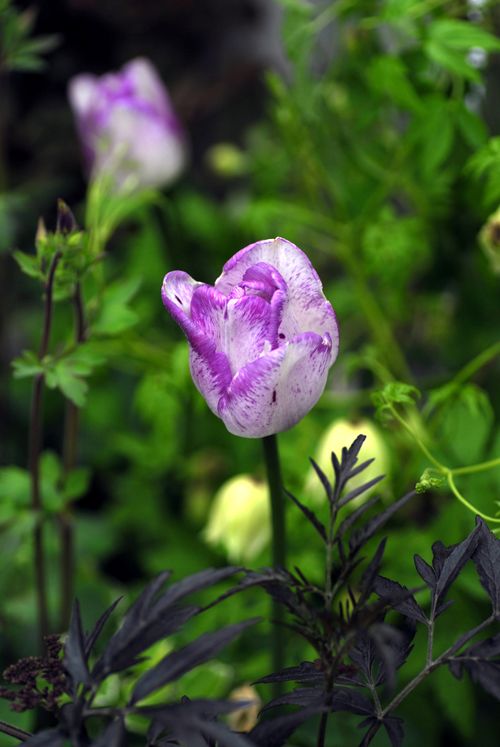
[224,294,273,372]
[190,284,228,340]
[162,274,231,410]
[218,331,333,438]
[215,237,339,356]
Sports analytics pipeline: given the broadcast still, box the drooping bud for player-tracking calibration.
[479,207,500,274]
[56,199,77,236]
[204,474,270,562]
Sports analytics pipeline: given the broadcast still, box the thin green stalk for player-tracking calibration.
[453,457,500,476]
[262,434,286,695]
[29,251,62,651]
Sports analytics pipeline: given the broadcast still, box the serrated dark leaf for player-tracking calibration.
[336,495,380,540]
[433,523,482,615]
[85,596,122,657]
[255,661,323,685]
[330,687,374,716]
[285,489,327,541]
[369,623,411,690]
[193,718,254,747]
[262,685,324,711]
[94,604,197,678]
[338,474,385,509]
[414,554,435,588]
[472,517,500,614]
[374,576,427,623]
[249,705,326,747]
[64,599,91,687]
[23,729,65,746]
[345,458,376,481]
[130,619,258,704]
[139,699,252,722]
[309,458,332,501]
[349,491,415,556]
[358,718,381,747]
[91,717,126,747]
[359,539,387,603]
[158,567,243,610]
[460,659,500,700]
[383,716,405,747]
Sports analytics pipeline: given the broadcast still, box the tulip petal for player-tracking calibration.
[218,332,333,438]
[216,237,339,357]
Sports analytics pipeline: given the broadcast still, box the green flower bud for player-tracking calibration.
[206,143,248,178]
[204,475,270,562]
[479,207,500,274]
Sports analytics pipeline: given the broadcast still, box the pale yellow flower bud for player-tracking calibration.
[227,685,261,732]
[204,475,270,562]
[306,418,389,506]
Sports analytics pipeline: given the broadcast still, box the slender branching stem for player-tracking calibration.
[380,614,495,718]
[262,434,286,696]
[60,283,86,631]
[29,250,62,651]
[0,720,32,742]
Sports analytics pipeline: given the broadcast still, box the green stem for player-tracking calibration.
[453,340,500,386]
[452,457,500,476]
[59,283,86,631]
[262,434,286,694]
[29,251,62,651]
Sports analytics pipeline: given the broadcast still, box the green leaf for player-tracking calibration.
[92,277,140,336]
[373,382,421,408]
[428,19,500,53]
[425,41,480,82]
[0,467,30,521]
[62,468,90,502]
[12,250,41,279]
[11,350,44,379]
[366,56,422,113]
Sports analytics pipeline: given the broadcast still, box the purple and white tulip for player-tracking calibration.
[162,237,339,438]
[68,58,186,190]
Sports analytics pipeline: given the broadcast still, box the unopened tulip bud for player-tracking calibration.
[228,685,261,732]
[204,474,270,562]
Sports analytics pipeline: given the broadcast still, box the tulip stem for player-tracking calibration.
[262,434,286,692]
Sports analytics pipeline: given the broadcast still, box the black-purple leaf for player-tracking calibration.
[414,555,435,588]
[255,661,323,685]
[285,489,327,542]
[338,475,385,509]
[383,716,405,747]
[330,687,374,716]
[262,686,324,711]
[432,523,482,615]
[374,576,427,623]
[358,718,381,747]
[346,458,375,481]
[158,567,243,610]
[64,599,91,686]
[336,495,380,539]
[309,458,332,502]
[369,623,411,689]
[472,518,500,614]
[349,491,415,555]
[359,539,387,603]
[23,729,65,747]
[94,604,198,678]
[85,596,122,657]
[460,659,500,700]
[249,705,326,747]
[130,619,258,704]
[91,717,126,747]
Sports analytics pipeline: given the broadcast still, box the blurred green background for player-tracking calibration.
[1,0,500,744]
